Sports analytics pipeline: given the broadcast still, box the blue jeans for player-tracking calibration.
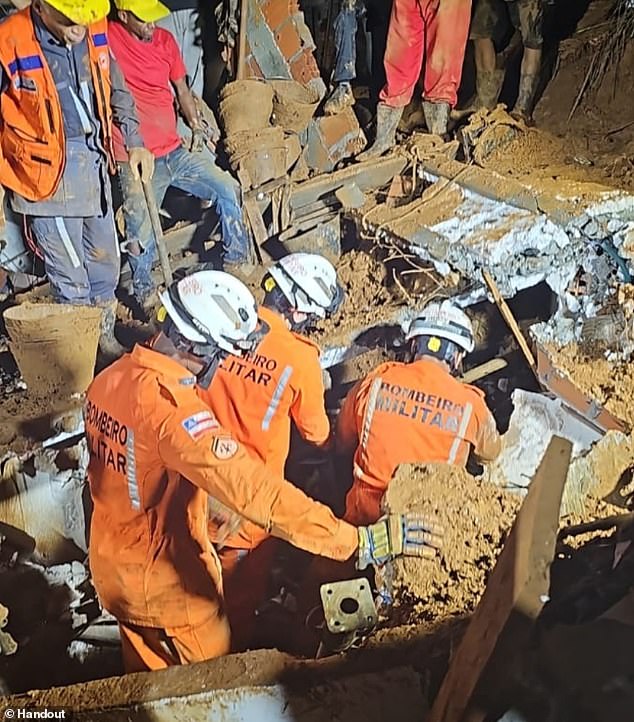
[28,210,119,305]
[333,1,362,83]
[118,146,250,300]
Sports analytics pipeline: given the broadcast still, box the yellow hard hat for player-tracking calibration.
[114,0,170,22]
[46,0,110,25]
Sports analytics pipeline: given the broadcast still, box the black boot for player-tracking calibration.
[356,103,404,161]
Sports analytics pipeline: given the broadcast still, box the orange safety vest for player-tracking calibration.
[0,8,115,202]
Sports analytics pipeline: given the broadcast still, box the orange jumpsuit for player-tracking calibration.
[199,306,330,650]
[85,344,357,672]
[337,357,501,525]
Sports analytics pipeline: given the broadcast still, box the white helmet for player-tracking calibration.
[160,270,260,356]
[406,300,475,353]
[267,253,343,319]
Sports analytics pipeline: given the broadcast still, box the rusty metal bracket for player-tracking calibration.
[320,579,377,635]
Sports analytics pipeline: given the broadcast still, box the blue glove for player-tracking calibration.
[357,514,443,570]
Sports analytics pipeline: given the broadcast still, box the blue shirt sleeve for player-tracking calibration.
[109,53,145,150]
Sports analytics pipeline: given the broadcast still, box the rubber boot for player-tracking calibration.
[423,101,450,136]
[356,103,404,162]
[98,300,126,362]
[510,73,539,125]
[476,69,504,110]
[323,82,355,116]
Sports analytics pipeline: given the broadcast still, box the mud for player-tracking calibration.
[312,249,400,345]
[3,303,101,400]
[544,342,634,431]
[218,80,273,135]
[533,29,634,191]
[269,79,320,134]
[382,463,521,624]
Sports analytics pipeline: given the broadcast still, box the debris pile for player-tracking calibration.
[381,463,520,625]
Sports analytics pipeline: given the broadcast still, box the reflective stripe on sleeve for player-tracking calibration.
[126,429,141,510]
[261,365,293,431]
[447,401,473,464]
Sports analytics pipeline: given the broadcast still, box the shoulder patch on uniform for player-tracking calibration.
[182,410,218,439]
[211,436,239,460]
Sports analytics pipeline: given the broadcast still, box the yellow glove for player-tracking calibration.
[357,513,443,570]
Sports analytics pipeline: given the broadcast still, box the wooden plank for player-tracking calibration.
[482,269,538,375]
[428,436,572,722]
[460,357,508,384]
[243,197,269,247]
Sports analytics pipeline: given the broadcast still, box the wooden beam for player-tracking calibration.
[428,437,572,722]
[482,269,538,376]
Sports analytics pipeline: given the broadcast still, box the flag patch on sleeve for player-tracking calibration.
[182,411,218,439]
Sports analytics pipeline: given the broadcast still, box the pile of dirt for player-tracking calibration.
[480,126,604,184]
[382,463,521,624]
[544,342,634,430]
[312,250,401,345]
[533,22,634,190]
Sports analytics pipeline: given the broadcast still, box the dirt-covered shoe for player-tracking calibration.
[423,101,450,136]
[510,73,539,126]
[98,300,127,362]
[323,82,355,116]
[356,103,404,162]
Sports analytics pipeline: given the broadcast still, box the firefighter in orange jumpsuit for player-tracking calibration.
[201,253,343,651]
[337,300,502,526]
[358,0,472,160]
[85,269,440,672]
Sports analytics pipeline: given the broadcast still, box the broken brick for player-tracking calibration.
[260,0,293,34]
[274,19,302,60]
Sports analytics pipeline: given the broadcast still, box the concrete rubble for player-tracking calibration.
[0,440,88,565]
[363,143,634,311]
[484,390,634,516]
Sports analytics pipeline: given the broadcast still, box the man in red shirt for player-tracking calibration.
[110,0,252,308]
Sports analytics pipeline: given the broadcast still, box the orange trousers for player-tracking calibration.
[119,616,231,673]
[343,480,385,526]
[218,539,278,652]
[380,0,472,108]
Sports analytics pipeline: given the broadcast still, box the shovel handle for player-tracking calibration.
[142,179,173,286]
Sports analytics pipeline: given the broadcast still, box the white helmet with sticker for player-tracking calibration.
[267,253,343,319]
[160,270,260,355]
[406,300,475,353]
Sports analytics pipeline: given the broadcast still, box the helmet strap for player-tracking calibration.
[195,351,224,390]
[263,285,314,332]
[162,316,226,389]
